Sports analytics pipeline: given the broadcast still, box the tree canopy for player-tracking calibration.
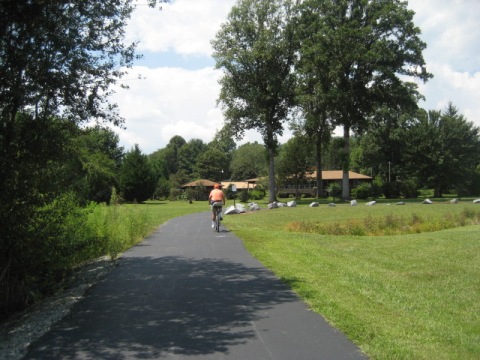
[1,0,164,125]
[212,0,297,202]
[294,0,432,199]
[230,142,268,181]
[402,104,480,197]
[0,0,166,313]
[119,145,156,202]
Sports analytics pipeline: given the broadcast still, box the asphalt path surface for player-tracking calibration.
[25,212,367,359]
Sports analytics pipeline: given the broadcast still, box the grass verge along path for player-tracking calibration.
[225,202,480,360]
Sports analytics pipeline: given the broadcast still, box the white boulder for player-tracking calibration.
[350,200,358,206]
[235,204,246,213]
[309,202,320,207]
[249,202,260,211]
[224,205,241,215]
[287,201,297,207]
[423,199,433,204]
[473,199,480,204]
[268,202,279,209]
[365,201,376,206]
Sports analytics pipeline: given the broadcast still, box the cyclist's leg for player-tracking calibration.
[211,205,217,228]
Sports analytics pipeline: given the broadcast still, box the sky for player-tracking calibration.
[111,0,480,155]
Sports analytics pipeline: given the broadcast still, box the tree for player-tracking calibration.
[291,114,332,197]
[165,135,187,175]
[119,145,155,202]
[212,0,296,203]
[148,153,169,200]
[0,0,167,313]
[208,128,237,180]
[0,0,166,125]
[74,126,124,203]
[323,137,344,170]
[402,104,480,197]
[277,135,312,199]
[149,135,187,178]
[0,114,84,313]
[230,142,268,181]
[195,148,231,182]
[295,0,431,199]
[153,177,171,200]
[356,106,413,183]
[178,139,207,176]
[292,3,336,198]
[209,127,237,154]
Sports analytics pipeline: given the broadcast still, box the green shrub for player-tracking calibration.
[153,177,171,200]
[169,188,183,201]
[370,178,384,198]
[384,181,401,198]
[0,192,97,314]
[328,183,342,200]
[249,189,265,201]
[418,188,433,198]
[400,179,419,198]
[239,189,249,202]
[352,183,371,199]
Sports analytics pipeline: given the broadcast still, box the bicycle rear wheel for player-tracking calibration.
[215,211,221,232]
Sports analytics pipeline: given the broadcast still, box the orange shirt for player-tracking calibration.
[209,189,225,203]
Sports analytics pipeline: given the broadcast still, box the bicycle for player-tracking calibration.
[212,202,223,232]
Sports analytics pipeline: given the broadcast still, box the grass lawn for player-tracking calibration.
[224,200,480,360]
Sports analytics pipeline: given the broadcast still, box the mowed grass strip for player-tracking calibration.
[225,202,480,360]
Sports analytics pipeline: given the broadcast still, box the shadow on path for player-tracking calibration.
[25,255,298,359]
[25,212,367,360]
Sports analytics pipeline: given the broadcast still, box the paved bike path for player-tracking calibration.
[25,212,367,359]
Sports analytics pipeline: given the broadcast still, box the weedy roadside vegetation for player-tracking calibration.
[85,200,207,259]
[287,207,480,236]
[0,200,206,320]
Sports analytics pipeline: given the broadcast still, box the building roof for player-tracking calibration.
[244,177,265,183]
[309,170,372,180]
[244,171,372,183]
[221,181,257,190]
[181,179,220,188]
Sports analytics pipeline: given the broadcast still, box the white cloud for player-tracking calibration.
[112,66,224,153]
[417,64,480,121]
[127,0,237,56]
[115,0,480,154]
[408,0,480,127]
[409,0,480,71]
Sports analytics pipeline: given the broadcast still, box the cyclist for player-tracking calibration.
[208,183,225,229]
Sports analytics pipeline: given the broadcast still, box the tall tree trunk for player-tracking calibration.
[315,137,323,198]
[342,124,351,200]
[268,146,276,203]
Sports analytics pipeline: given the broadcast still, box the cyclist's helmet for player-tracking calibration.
[214,183,220,189]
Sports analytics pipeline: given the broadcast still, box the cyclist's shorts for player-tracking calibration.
[211,201,223,208]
